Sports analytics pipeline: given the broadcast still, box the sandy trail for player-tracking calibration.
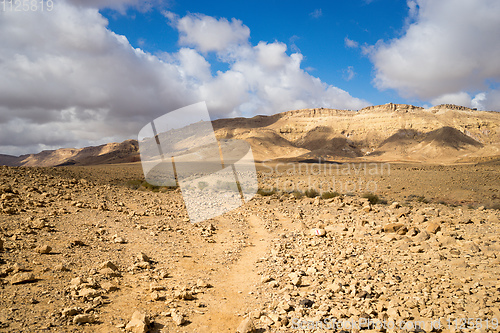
[189,214,271,332]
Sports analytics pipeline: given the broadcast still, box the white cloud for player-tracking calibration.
[173,13,250,53]
[344,36,359,48]
[471,92,487,110]
[310,9,322,19]
[66,0,166,13]
[177,48,212,82]
[343,66,356,81]
[431,92,473,108]
[368,0,500,111]
[289,35,301,53]
[405,0,418,24]
[0,5,369,155]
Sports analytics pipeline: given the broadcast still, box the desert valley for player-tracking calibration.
[1,103,500,332]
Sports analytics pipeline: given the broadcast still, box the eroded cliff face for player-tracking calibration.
[1,104,499,166]
[213,103,500,162]
[1,140,140,167]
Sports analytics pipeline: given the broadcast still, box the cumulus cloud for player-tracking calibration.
[368,0,500,110]
[431,92,474,108]
[173,13,251,53]
[0,3,369,155]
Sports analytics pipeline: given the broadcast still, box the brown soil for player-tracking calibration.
[0,161,499,332]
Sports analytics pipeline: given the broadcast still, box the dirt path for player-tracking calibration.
[189,214,271,332]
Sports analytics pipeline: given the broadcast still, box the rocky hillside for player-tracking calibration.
[0,140,140,167]
[1,104,499,166]
[213,103,500,162]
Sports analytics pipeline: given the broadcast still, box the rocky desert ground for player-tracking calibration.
[1,159,499,332]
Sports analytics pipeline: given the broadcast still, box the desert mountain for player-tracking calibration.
[0,140,139,167]
[1,103,499,166]
[213,103,500,163]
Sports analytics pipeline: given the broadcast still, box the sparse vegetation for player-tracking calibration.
[490,203,500,210]
[416,195,430,203]
[407,194,430,203]
[291,190,304,199]
[257,188,278,196]
[125,179,177,192]
[305,188,320,198]
[362,192,380,205]
[321,191,340,199]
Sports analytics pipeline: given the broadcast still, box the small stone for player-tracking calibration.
[73,314,94,325]
[171,311,186,326]
[407,227,419,237]
[70,277,85,288]
[137,252,151,262]
[237,318,257,333]
[413,214,427,224]
[101,282,118,292]
[174,290,194,300]
[309,228,326,237]
[149,283,165,291]
[79,288,100,299]
[100,261,118,271]
[10,272,36,285]
[414,231,430,242]
[0,238,3,251]
[31,218,47,229]
[196,279,210,288]
[36,245,52,254]
[151,291,161,301]
[70,240,86,247]
[53,264,70,272]
[298,298,314,308]
[133,261,151,270]
[383,223,405,233]
[61,307,80,317]
[261,275,273,283]
[260,315,274,325]
[99,268,121,278]
[396,226,408,235]
[250,310,262,319]
[390,202,400,209]
[125,311,149,333]
[386,307,399,318]
[288,273,302,286]
[425,221,441,234]
[487,214,499,224]
[114,237,126,244]
[462,241,480,253]
[326,282,343,293]
[278,301,292,312]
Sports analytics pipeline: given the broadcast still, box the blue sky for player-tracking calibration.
[101,0,412,106]
[0,0,499,155]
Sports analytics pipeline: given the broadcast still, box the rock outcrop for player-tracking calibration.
[1,104,499,166]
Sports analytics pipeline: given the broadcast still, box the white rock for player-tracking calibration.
[309,228,326,237]
[125,311,149,333]
[73,314,94,325]
[237,318,257,333]
[171,311,186,326]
